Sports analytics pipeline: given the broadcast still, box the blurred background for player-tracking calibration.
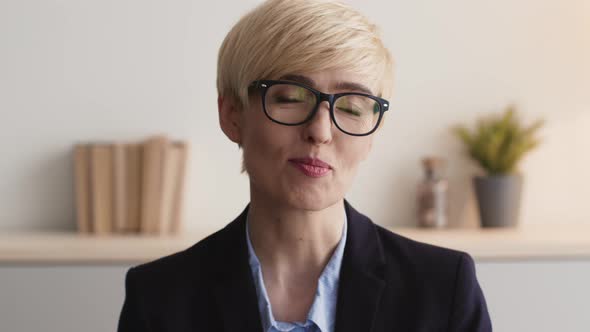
[0,0,588,331]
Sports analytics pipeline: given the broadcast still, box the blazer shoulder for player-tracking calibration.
[118,228,231,330]
[373,224,471,277]
[128,226,227,284]
[372,224,491,331]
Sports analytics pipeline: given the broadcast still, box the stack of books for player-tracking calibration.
[73,135,189,235]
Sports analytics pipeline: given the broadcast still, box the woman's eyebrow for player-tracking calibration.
[279,74,315,86]
[279,74,374,95]
[333,81,373,95]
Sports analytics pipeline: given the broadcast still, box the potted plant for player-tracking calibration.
[452,104,545,227]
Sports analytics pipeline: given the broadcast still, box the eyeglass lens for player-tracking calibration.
[264,83,381,135]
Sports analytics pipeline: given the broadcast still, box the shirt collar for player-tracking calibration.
[245,210,348,332]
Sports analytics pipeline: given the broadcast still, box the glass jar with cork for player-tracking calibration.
[417,156,449,228]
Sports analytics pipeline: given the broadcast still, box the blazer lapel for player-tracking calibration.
[211,204,263,332]
[334,200,387,332]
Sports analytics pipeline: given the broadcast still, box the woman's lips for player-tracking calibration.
[288,158,332,178]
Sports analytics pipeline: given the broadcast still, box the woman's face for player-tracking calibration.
[220,70,378,211]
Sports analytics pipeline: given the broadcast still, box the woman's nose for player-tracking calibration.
[302,101,333,145]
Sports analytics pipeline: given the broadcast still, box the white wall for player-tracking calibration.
[0,0,588,232]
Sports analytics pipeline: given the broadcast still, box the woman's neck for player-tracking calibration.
[247,194,346,286]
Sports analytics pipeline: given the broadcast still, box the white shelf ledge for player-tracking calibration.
[1,224,589,263]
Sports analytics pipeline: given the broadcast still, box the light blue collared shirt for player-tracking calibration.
[245,214,348,332]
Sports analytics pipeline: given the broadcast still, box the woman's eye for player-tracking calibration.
[337,107,362,116]
[275,95,304,103]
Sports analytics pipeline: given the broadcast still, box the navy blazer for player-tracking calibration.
[118,200,492,331]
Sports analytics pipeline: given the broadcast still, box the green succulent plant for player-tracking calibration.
[452,105,545,175]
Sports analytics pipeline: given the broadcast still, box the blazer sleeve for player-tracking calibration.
[117,267,152,332]
[446,252,492,332]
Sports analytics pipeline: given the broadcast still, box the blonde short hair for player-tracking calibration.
[216,0,395,109]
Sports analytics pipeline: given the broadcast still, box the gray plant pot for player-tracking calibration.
[473,174,523,227]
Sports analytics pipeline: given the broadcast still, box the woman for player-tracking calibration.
[118,0,492,331]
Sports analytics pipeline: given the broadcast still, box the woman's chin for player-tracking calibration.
[283,192,341,212]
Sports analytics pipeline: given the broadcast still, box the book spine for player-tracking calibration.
[73,144,92,233]
[126,143,142,233]
[158,141,176,234]
[90,143,114,234]
[113,143,127,233]
[170,141,189,234]
[140,135,168,234]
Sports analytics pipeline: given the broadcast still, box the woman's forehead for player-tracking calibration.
[277,71,378,95]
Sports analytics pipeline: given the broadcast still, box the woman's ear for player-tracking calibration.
[218,95,242,145]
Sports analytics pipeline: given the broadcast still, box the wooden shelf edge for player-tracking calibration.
[1,224,590,263]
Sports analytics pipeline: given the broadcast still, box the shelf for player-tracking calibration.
[0,229,214,264]
[1,224,590,263]
[394,224,590,261]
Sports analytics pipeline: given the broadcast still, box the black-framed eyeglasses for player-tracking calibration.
[249,80,390,136]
